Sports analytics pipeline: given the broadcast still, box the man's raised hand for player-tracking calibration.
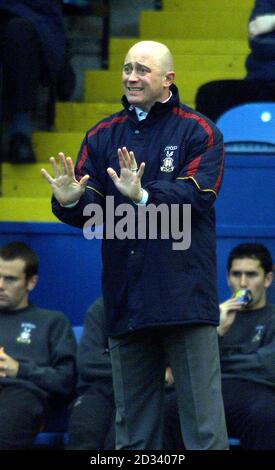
[41,152,89,205]
[107,147,145,202]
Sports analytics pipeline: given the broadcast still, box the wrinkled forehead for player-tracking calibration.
[124,47,159,69]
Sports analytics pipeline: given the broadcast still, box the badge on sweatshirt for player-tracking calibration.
[17,322,36,344]
[251,325,264,343]
[160,146,177,172]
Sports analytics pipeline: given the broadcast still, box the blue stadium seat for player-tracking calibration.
[216,103,275,154]
[32,325,83,448]
[31,401,70,449]
[32,431,66,449]
[228,437,241,449]
[73,325,83,344]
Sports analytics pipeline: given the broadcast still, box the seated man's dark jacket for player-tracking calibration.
[0,304,77,402]
[219,304,275,388]
[77,297,112,395]
[246,0,275,80]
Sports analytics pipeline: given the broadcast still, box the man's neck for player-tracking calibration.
[135,90,172,119]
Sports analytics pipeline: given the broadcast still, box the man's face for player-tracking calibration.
[227,258,273,310]
[122,48,171,112]
[0,257,37,311]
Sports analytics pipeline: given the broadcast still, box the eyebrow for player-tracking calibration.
[123,62,152,72]
[0,274,20,280]
[230,270,259,275]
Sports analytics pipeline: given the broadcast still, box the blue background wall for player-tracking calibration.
[0,155,274,325]
[0,222,102,325]
[215,155,275,304]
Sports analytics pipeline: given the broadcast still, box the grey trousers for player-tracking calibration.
[109,324,228,450]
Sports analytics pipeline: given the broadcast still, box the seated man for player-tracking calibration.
[218,243,275,450]
[163,243,275,450]
[0,241,77,450]
[196,0,275,121]
[66,297,115,450]
[0,0,68,162]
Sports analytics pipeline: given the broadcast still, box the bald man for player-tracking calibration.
[42,41,228,450]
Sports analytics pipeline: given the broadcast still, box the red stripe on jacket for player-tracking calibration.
[76,114,128,175]
[186,155,202,177]
[173,107,214,148]
[76,143,88,176]
[173,106,224,192]
[88,114,128,138]
[213,146,224,193]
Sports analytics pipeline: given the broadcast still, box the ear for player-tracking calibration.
[264,271,273,289]
[164,71,175,87]
[27,275,38,293]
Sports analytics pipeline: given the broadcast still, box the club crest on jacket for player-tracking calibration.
[160,148,176,172]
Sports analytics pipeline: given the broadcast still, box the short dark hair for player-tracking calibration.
[227,243,273,275]
[0,242,39,280]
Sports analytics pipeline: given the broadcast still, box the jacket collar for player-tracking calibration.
[121,84,180,121]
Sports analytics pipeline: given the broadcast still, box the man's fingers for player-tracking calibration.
[41,168,54,184]
[118,147,140,173]
[129,150,137,169]
[107,167,119,184]
[79,174,90,187]
[121,147,138,170]
[41,153,76,184]
[49,157,60,178]
[66,157,75,178]
[117,148,127,169]
[118,147,136,169]
[137,162,145,179]
[60,154,68,175]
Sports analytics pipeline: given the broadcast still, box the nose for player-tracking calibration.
[128,69,139,81]
[240,274,248,288]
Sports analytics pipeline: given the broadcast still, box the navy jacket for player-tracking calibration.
[53,85,224,336]
[0,0,65,79]
[0,305,77,401]
[246,0,275,80]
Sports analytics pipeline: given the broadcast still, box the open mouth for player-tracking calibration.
[127,87,143,92]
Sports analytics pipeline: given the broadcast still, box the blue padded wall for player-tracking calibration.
[215,155,275,226]
[0,222,102,325]
[215,154,275,303]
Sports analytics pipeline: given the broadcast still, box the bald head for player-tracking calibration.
[122,40,175,112]
[125,41,174,74]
